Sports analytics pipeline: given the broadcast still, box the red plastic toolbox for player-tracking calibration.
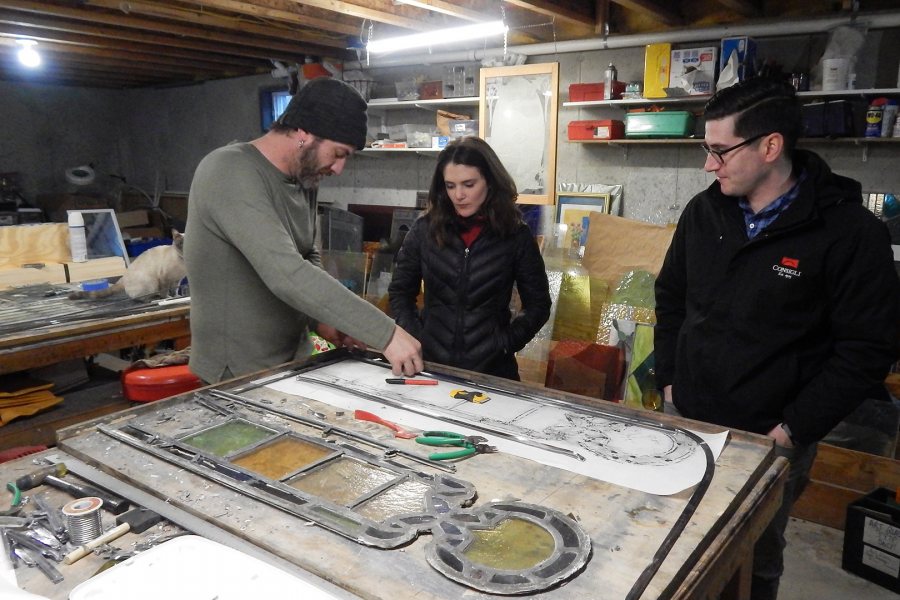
[567,120,625,141]
[568,81,626,101]
[122,364,202,402]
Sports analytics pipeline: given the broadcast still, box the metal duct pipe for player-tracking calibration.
[347,10,900,70]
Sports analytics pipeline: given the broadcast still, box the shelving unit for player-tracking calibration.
[562,88,900,157]
[366,96,479,110]
[363,96,479,154]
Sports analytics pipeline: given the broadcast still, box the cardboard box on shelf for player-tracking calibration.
[643,43,671,99]
[670,46,718,95]
[114,210,149,229]
[36,193,107,223]
[720,36,757,83]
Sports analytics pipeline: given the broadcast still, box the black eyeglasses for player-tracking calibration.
[700,133,771,165]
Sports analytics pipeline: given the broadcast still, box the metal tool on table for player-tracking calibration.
[32,491,68,543]
[450,389,490,404]
[354,409,419,439]
[64,506,164,564]
[4,529,64,583]
[415,431,498,461]
[14,463,130,515]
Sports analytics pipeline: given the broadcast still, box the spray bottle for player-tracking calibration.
[68,211,88,262]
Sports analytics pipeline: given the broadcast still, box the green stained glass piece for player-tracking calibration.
[463,518,555,571]
[287,457,396,506]
[310,506,362,533]
[355,480,431,522]
[232,437,333,480]
[182,420,274,457]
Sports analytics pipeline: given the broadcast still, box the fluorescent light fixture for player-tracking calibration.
[17,40,41,68]
[367,20,507,54]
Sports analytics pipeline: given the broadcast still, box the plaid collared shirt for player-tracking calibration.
[738,170,807,239]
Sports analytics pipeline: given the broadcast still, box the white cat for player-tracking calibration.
[69,230,186,301]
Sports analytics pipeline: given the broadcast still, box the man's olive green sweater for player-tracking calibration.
[185,142,394,382]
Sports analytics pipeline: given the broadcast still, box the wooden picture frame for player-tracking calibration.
[479,63,559,205]
[556,192,611,251]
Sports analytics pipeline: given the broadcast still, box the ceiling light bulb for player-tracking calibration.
[17,40,41,68]
[367,20,508,54]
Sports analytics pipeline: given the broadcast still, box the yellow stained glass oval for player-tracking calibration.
[463,518,555,571]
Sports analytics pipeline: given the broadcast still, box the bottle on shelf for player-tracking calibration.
[603,63,618,100]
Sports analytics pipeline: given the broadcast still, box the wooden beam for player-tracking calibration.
[388,0,494,22]
[711,0,761,18]
[0,25,270,69]
[610,0,683,27]
[501,0,596,28]
[283,0,428,30]
[190,0,360,37]
[84,0,349,49]
[0,3,342,59]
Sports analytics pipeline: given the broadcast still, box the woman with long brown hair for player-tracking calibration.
[389,137,550,380]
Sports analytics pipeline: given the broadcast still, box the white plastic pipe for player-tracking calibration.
[347,10,900,69]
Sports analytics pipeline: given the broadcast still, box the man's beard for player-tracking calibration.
[294,140,323,190]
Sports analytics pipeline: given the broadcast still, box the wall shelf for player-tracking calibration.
[367,96,479,110]
[568,137,900,145]
[562,88,900,110]
[563,96,710,109]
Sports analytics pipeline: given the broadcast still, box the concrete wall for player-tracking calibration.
[2,29,899,228]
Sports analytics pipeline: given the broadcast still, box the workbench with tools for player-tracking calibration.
[4,350,787,599]
[0,283,190,376]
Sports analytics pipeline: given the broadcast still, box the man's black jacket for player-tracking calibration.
[655,150,900,444]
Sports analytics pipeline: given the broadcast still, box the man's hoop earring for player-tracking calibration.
[298,140,305,148]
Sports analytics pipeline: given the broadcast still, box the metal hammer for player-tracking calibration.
[63,507,164,564]
[14,463,130,515]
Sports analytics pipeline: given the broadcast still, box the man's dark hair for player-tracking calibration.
[426,136,521,248]
[704,78,803,156]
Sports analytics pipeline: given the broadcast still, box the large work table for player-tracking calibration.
[0,284,190,375]
[8,351,786,600]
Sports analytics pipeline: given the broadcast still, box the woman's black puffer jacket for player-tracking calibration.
[389,216,551,379]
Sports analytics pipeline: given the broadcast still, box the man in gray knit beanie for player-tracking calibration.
[185,77,423,384]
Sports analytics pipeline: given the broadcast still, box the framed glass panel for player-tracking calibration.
[479,63,559,205]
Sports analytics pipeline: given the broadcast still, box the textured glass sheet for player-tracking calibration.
[181,420,274,457]
[354,480,431,521]
[288,457,396,506]
[232,437,333,480]
[463,518,555,570]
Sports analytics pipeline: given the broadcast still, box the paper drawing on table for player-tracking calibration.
[266,359,728,495]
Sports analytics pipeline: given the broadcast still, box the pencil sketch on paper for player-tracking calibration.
[544,414,696,466]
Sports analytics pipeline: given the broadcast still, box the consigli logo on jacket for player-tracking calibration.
[772,256,802,279]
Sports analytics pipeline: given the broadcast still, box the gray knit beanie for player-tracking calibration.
[277,77,368,150]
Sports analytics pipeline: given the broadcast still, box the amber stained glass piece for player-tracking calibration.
[463,518,555,570]
[232,437,333,480]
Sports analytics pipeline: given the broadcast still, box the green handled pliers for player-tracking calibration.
[415,431,497,461]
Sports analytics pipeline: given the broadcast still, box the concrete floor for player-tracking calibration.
[781,517,897,599]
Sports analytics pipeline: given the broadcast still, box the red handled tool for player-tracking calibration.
[354,410,419,439]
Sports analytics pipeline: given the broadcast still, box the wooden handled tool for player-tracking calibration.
[63,507,163,565]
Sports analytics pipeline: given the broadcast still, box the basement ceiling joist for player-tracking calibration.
[0,0,897,89]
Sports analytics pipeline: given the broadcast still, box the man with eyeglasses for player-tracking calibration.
[655,77,899,600]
